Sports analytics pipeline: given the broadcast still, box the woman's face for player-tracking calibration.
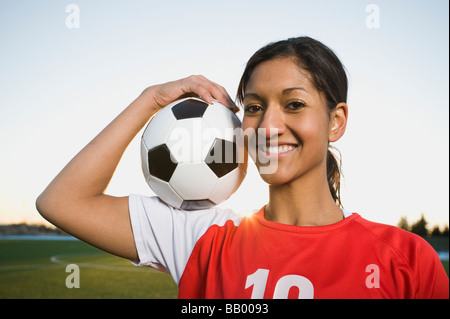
[241,57,334,186]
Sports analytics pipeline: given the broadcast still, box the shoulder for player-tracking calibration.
[351,214,432,251]
[129,195,245,244]
[129,194,249,253]
[353,215,449,298]
[352,215,427,245]
[128,194,245,282]
[129,194,243,223]
[350,214,441,270]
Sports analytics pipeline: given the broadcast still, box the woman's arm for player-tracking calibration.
[36,75,236,261]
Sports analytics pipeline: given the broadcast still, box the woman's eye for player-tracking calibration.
[244,105,263,113]
[287,101,306,110]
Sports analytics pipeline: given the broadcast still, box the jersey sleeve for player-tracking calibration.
[128,194,242,285]
[414,237,449,299]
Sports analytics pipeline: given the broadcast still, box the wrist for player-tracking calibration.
[138,85,164,114]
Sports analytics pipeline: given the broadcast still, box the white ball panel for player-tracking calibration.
[142,107,178,151]
[209,166,246,205]
[165,118,215,163]
[147,174,184,208]
[202,101,241,141]
[170,162,218,200]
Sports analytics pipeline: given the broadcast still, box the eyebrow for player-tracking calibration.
[243,92,260,100]
[282,87,307,94]
[243,87,307,100]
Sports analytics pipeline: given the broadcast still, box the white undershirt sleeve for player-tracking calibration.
[128,194,242,285]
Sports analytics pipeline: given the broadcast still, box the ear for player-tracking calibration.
[328,103,348,143]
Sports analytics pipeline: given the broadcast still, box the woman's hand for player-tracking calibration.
[141,75,239,113]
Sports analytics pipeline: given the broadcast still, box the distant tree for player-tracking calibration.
[397,216,410,231]
[430,225,442,237]
[410,213,429,237]
[396,214,448,238]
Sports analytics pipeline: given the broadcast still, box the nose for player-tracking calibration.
[258,105,285,139]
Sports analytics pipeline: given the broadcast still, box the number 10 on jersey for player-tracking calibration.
[245,269,314,299]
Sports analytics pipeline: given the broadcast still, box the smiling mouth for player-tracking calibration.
[260,144,298,156]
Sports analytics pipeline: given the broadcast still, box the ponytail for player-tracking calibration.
[327,147,342,208]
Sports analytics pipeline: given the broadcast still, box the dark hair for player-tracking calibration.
[237,36,347,207]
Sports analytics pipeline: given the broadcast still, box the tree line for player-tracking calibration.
[397,214,449,237]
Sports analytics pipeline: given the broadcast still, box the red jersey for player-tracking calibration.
[129,195,449,299]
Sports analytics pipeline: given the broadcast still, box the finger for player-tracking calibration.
[180,76,214,104]
[211,85,238,112]
[193,77,238,112]
[181,75,239,113]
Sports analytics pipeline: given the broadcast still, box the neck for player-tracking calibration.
[265,168,343,227]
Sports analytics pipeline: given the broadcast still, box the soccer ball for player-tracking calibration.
[141,97,247,210]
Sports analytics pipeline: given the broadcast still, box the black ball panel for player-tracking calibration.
[205,138,239,178]
[171,99,209,120]
[148,144,178,182]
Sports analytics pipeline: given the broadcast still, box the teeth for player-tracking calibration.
[261,144,296,154]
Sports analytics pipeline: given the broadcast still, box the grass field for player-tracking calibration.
[0,239,178,299]
[0,239,448,299]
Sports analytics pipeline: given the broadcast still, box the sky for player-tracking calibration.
[0,0,448,229]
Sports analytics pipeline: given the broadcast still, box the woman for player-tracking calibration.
[36,37,448,298]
